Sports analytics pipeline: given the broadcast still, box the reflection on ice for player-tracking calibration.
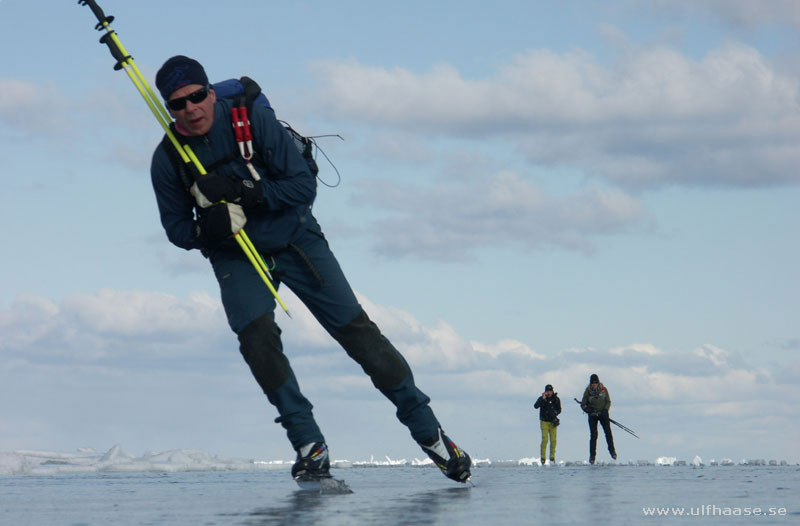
[0,445,792,475]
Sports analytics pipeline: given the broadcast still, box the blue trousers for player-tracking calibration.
[210,220,440,450]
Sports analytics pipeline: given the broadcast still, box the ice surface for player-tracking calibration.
[1,459,797,526]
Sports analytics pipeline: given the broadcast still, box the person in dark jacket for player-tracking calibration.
[580,373,616,464]
[149,56,470,483]
[533,384,561,464]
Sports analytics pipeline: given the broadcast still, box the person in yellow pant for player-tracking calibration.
[534,384,561,464]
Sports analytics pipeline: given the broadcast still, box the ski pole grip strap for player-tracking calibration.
[78,0,115,30]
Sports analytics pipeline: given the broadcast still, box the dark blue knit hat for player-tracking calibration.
[155,55,208,100]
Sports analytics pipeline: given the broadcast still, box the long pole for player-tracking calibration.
[574,398,639,438]
[78,0,291,317]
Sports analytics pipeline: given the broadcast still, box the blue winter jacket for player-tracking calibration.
[150,98,318,255]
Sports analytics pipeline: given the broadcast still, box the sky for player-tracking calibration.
[1,0,798,464]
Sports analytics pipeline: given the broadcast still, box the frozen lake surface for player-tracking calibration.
[2,463,798,525]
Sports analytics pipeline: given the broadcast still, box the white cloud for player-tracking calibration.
[0,78,70,135]
[61,289,221,337]
[471,339,545,360]
[647,0,800,31]
[5,290,773,402]
[0,289,796,461]
[0,290,230,363]
[304,39,799,260]
[1,289,548,373]
[610,343,664,356]
[313,43,800,189]
[353,171,646,260]
[693,343,729,366]
[617,366,762,402]
[357,293,544,369]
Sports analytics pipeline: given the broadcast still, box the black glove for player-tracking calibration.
[197,203,247,244]
[190,173,261,208]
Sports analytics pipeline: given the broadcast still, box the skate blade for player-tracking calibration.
[294,475,353,494]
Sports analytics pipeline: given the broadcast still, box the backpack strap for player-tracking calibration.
[239,76,262,105]
[193,76,323,183]
[229,76,265,182]
[160,125,202,189]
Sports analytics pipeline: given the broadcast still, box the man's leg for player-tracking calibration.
[275,226,470,481]
[549,424,557,462]
[601,414,616,459]
[330,309,471,482]
[274,228,440,442]
[238,313,325,450]
[588,415,599,463]
[212,253,324,451]
[331,310,439,441]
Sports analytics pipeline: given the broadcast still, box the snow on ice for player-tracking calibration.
[0,445,792,476]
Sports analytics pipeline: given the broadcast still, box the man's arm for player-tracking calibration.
[250,103,317,211]
[150,146,203,250]
[580,387,590,412]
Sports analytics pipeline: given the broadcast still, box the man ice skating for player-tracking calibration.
[149,55,470,483]
[533,384,561,464]
[580,374,616,464]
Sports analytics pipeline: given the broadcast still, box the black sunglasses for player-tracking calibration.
[166,85,210,111]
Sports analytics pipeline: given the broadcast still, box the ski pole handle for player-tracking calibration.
[99,32,131,71]
[78,0,113,30]
[79,0,132,70]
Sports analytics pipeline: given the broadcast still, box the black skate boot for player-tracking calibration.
[291,442,331,482]
[418,428,471,483]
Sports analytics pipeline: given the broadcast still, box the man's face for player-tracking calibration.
[167,83,216,136]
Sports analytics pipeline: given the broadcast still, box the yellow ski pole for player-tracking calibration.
[78,0,291,318]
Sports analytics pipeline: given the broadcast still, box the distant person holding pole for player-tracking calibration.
[533,384,561,464]
[580,373,617,464]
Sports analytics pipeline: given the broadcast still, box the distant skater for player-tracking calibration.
[580,374,616,464]
[533,384,561,464]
